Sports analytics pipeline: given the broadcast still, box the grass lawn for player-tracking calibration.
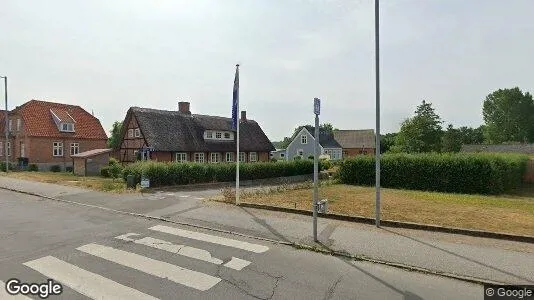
[2,171,130,193]
[237,183,534,236]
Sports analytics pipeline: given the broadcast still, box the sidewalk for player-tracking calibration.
[1,176,533,285]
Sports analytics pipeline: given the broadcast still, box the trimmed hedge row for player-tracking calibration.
[122,160,330,187]
[338,153,528,195]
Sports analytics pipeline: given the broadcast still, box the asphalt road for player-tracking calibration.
[0,189,483,300]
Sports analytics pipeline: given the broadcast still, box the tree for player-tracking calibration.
[442,124,462,152]
[380,133,397,153]
[393,100,443,153]
[457,126,485,144]
[482,87,534,143]
[107,121,123,149]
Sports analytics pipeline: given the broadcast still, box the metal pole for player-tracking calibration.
[374,0,381,227]
[313,112,319,241]
[2,76,7,173]
[235,65,240,205]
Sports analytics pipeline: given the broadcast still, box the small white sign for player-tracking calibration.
[140,177,150,188]
[314,98,321,115]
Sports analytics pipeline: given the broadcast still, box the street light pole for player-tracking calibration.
[374,0,381,227]
[1,76,7,173]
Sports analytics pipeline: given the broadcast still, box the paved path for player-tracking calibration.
[0,176,533,287]
[0,188,483,299]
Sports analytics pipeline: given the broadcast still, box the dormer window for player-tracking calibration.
[216,132,222,139]
[206,131,213,138]
[61,123,74,132]
[204,130,233,140]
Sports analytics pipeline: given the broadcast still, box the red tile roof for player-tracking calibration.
[13,100,108,139]
[50,108,75,123]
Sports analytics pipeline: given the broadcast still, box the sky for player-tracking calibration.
[1,0,533,141]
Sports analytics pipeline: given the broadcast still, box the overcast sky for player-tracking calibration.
[1,0,533,141]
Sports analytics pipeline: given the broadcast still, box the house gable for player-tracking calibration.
[286,127,324,160]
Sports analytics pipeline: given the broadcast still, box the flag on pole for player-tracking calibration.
[232,65,239,130]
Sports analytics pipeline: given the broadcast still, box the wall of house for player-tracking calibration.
[119,114,147,163]
[342,147,375,158]
[73,158,86,176]
[131,151,270,163]
[151,151,173,162]
[323,148,343,160]
[86,153,110,176]
[286,128,324,160]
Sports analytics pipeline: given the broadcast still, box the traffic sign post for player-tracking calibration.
[313,98,320,242]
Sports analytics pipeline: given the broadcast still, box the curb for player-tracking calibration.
[237,202,534,244]
[0,185,514,286]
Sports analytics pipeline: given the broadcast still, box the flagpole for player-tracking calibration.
[235,64,240,205]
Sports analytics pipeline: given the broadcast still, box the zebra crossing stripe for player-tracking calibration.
[77,243,221,291]
[115,233,251,270]
[22,256,158,300]
[149,225,269,253]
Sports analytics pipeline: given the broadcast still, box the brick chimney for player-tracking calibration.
[241,111,247,121]
[178,101,191,114]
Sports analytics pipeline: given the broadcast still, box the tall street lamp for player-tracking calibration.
[1,76,7,173]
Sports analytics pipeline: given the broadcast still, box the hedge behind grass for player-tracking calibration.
[122,160,329,187]
[338,153,529,195]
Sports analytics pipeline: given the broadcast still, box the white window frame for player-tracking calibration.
[206,131,213,139]
[175,152,187,163]
[20,142,25,157]
[53,142,63,157]
[239,152,246,162]
[301,134,307,144]
[7,142,10,157]
[224,132,231,139]
[134,128,141,138]
[225,152,234,162]
[70,143,80,155]
[215,132,222,139]
[17,119,21,131]
[194,152,205,163]
[210,153,220,163]
[249,152,257,162]
[61,123,74,132]
[298,149,303,156]
[0,141,3,156]
[128,129,134,138]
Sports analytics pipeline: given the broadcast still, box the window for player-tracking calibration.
[298,149,303,156]
[206,131,213,138]
[134,128,141,138]
[175,153,187,163]
[53,142,63,157]
[20,142,25,157]
[239,152,246,162]
[280,153,285,158]
[249,152,257,162]
[301,135,307,144]
[194,153,205,163]
[224,132,231,139]
[70,143,79,155]
[17,119,21,131]
[210,153,220,163]
[6,142,10,157]
[8,120,12,131]
[216,132,222,139]
[128,129,134,138]
[61,123,74,132]
[0,141,3,156]
[226,152,234,162]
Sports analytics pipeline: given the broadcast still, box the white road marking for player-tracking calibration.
[178,195,190,198]
[22,256,158,300]
[194,197,205,200]
[115,233,252,270]
[0,280,33,299]
[223,257,251,271]
[149,225,269,253]
[77,243,221,291]
[166,193,175,196]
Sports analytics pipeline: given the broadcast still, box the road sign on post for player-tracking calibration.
[313,98,320,242]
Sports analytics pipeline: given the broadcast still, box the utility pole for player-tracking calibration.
[1,76,7,173]
[313,98,320,242]
[374,0,381,227]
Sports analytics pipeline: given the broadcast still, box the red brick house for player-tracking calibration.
[117,102,275,163]
[0,100,108,171]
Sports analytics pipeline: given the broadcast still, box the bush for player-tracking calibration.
[308,155,314,160]
[122,160,326,187]
[50,165,61,172]
[337,153,528,195]
[28,164,39,172]
[100,166,111,178]
[65,166,73,173]
[0,162,13,172]
[109,157,120,166]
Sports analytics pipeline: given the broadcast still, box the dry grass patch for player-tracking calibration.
[238,183,534,236]
[3,172,131,193]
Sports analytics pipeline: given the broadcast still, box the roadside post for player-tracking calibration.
[313,98,320,242]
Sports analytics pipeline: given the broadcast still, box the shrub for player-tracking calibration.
[337,153,528,195]
[109,157,120,166]
[100,166,111,178]
[109,163,123,179]
[0,162,13,172]
[28,164,39,172]
[65,166,73,173]
[308,155,314,160]
[122,160,326,187]
[50,165,61,172]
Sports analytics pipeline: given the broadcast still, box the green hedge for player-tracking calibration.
[122,160,328,187]
[337,153,528,195]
